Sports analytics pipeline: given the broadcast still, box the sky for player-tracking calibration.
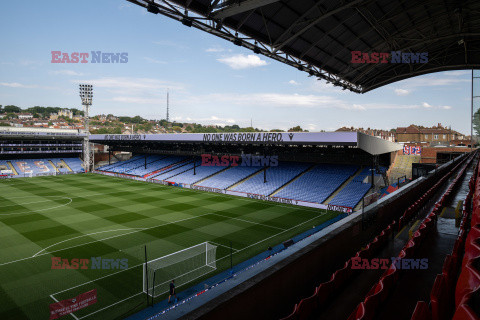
[0,0,474,134]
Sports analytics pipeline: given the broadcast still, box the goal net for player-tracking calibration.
[143,242,217,297]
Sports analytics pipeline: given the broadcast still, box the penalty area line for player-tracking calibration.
[50,294,79,320]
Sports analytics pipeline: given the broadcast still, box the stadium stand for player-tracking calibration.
[97,155,144,172]
[0,158,84,176]
[122,155,166,175]
[327,167,374,208]
[151,160,196,181]
[328,182,371,209]
[274,164,358,204]
[10,159,55,175]
[62,158,84,173]
[196,166,263,189]
[229,162,311,196]
[0,160,14,175]
[167,165,228,185]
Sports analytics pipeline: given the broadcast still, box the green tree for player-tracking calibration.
[270,129,284,132]
[4,105,21,113]
[474,109,480,137]
[185,125,193,131]
[288,125,304,132]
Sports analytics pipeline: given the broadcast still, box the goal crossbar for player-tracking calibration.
[143,242,217,297]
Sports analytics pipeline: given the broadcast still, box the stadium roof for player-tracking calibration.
[127,0,480,93]
[90,131,402,155]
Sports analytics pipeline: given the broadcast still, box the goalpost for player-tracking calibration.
[143,242,217,297]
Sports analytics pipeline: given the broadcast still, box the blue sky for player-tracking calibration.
[0,0,473,134]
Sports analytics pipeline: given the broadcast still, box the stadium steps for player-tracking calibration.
[322,166,364,205]
[193,166,233,185]
[7,161,17,175]
[61,160,73,172]
[227,166,267,190]
[48,160,59,173]
[269,163,317,197]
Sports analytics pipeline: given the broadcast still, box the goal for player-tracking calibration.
[143,242,217,297]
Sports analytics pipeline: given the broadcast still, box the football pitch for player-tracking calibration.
[0,174,339,320]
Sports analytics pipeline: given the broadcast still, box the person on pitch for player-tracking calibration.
[168,279,177,303]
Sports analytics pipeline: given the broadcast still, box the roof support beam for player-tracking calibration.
[211,0,281,19]
[272,0,365,53]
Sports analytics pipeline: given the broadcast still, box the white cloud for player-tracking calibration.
[422,102,432,108]
[310,79,347,94]
[401,76,469,87]
[51,70,83,76]
[288,80,300,85]
[352,104,366,111]
[0,82,37,88]
[119,3,132,9]
[394,88,410,96]
[179,92,425,111]
[217,54,267,70]
[72,77,184,94]
[422,102,451,110]
[444,70,470,76]
[206,47,225,53]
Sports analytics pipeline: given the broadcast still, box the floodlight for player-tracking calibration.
[147,2,160,14]
[182,18,193,27]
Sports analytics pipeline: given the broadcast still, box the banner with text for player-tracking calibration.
[49,289,97,319]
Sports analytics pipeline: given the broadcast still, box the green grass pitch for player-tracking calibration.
[0,174,339,320]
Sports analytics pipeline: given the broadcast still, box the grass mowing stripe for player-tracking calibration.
[0,174,339,320]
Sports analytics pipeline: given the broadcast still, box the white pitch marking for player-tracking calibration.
[210,212,286,231]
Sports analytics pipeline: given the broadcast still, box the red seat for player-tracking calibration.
[347,303,366,320]
[280,303,298,320]
[411,301,432,320]
[452,287,480,320]
[296,287,318,320]
[455,258,480,307]
[431,274,449,320]
[363,283,384,320]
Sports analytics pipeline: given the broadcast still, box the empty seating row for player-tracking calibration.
[0,157,84,176]
[122,155,168,176]
[167,165,228,185]
[329,182,371,209]
[62,158,84,173]
[196,165,262,189]
[230,162,311,196]
[275,164,358,204]
[151,161,196,181]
